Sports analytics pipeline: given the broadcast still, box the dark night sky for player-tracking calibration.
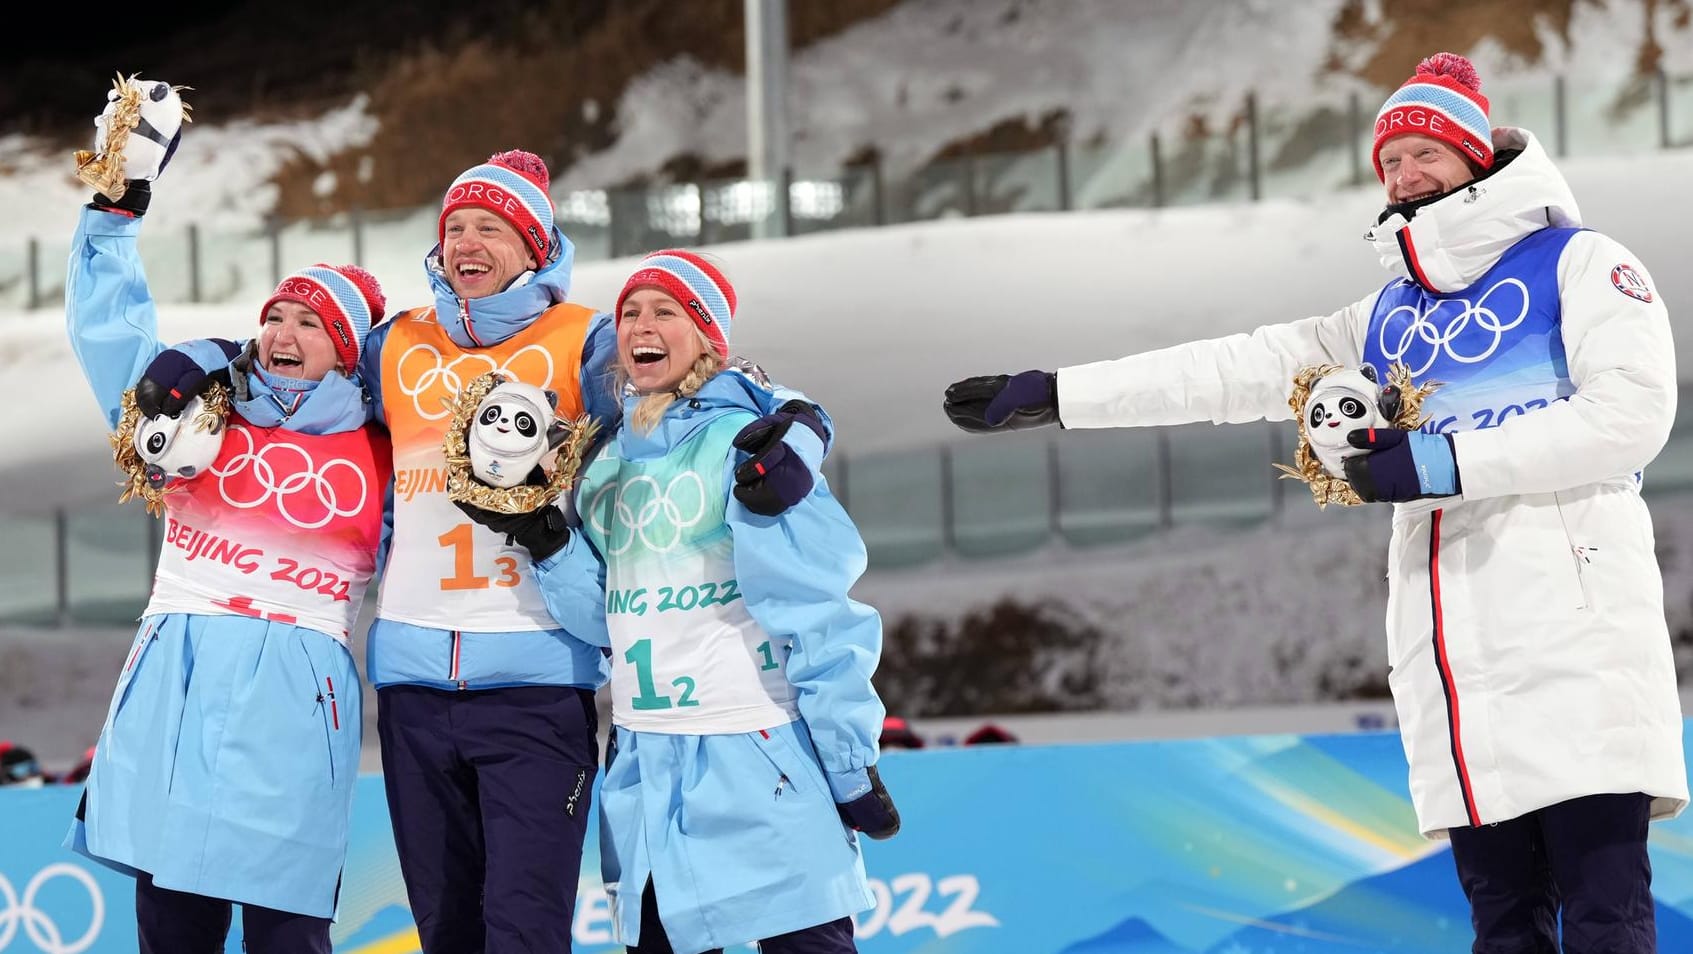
[0,1,570,136]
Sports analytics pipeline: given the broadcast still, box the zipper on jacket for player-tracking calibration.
[448,630,463,684]
[324,676,340,730]
[303,648,337,785]
[1551,493,1592,609]
[125,621,159,672]
[1428,509,1483,827]
[459,299,485,348]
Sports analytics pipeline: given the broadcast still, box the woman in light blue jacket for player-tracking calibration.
[457,248,898,954]
[62,78,389,954]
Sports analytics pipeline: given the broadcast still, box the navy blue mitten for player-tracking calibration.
[134,339,239,418]
[732,400,828,516]
[1343,428,1461,503]
[943,370,1059,432]
[835,765,901,840]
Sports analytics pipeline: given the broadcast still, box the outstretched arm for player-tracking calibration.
[944,293,1379,434]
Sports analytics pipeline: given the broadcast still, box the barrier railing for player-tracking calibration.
[10,392,1693,628]
[3,69,1689,312]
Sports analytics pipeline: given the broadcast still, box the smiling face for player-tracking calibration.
[442,207,537,300]
[1378,133,1477,204]
[618,287,709,393]
[258,300,342,380]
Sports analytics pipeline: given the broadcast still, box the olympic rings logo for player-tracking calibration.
[587,472,709,555]
[211,426,369,530]
[394,344,557,420]
[0,864,104,954]
[1376,277,1530,376]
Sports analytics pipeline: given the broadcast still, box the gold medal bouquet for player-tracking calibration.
[1274,362,1439,508]
[442,371,599,514]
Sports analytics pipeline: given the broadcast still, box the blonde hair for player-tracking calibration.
[614,325,726,434]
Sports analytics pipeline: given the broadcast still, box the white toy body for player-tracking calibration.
[94,76,186,182]
[133,396,225,482]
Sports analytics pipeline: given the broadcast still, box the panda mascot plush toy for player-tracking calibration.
[1301,365,1395,480]
[132,394,226,488]
[467,381,570,488]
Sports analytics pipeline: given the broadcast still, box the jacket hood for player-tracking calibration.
[425,225,577,348]
[1366,128,1582,293]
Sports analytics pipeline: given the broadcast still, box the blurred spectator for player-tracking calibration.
[58,745,97,785]
[0,740,46,788]
[964,723,1018,745]
[881,716,926,750]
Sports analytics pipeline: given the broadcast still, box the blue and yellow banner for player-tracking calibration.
[4,729,1693,953]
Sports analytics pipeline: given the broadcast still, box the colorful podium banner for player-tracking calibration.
[5,728,1693,953]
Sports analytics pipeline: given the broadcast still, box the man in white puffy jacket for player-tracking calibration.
[945,52,1686,952]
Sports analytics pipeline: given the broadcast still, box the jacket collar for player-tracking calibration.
[425,225,577,348]
[614,370,767,461]
[1366,128,1582,294]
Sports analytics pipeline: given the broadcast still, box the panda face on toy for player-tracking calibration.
[1304,366,1390,478]
[468,381,562,488]
[132,396,225,484]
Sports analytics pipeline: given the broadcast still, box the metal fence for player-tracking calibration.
[11,393,1693,628]
[5,69,1691,311]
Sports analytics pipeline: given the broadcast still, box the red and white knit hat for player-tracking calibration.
[616,249,737,359]
[258,264,386,371]
[1372,52,1494,181]
[439,150,555,265]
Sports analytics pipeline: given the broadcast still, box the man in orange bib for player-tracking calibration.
[356,150,832,953]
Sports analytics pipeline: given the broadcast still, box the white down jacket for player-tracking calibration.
[1056,128,1687,837]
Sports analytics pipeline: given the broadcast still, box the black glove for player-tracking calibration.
[1342,428,1461,503]
[732,400,828,516]
[836,765,901,840]
[90,179,152,216]
[943,370,1060,433]
[454,500,571,563]
[134,340,238,418]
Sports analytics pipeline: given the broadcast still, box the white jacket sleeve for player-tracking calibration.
[1055,291,1378,429]
[1453,232,1675,499]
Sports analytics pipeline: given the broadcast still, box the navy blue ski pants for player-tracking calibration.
[1448,791,1656,953]
[135,872,330,954]
[378,684,599,954]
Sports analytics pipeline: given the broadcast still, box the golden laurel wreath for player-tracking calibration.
[111,383,232,516]
[442,371,600,515]
[73,72,194,201]
[1272,362,1439,509]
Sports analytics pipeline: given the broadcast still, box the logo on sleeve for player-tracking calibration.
[1611,264,1654,303]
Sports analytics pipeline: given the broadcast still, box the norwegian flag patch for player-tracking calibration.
[1611,263,1654,303]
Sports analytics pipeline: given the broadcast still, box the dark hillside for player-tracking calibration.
[2,0,900,217]
[2,0,1681,219]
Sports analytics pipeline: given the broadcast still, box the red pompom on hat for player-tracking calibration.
[258,263,387,372]
[1372,51,1494,181]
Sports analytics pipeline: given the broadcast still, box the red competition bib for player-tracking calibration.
[145,415,392,643]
